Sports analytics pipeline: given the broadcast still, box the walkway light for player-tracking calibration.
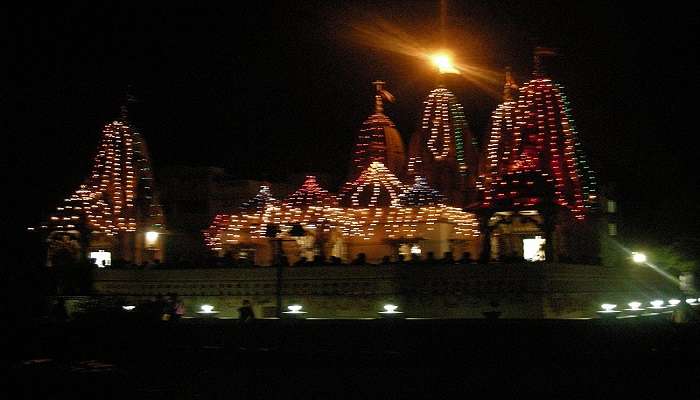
[597,303,620,318]
[198,304,218,314]
[627,301,643,311]
[283,304,306,314]
[668,299,681,306]
[686,298,698,305]
[122,305,135,311]
[379,304,403,314]
[649,300,665,309]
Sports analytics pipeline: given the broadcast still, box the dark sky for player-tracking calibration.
[9,1,700,245]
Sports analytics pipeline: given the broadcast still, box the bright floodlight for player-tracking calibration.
[200,304,215,313]
[601,303,617,312]
[628,301,643,310]
[431,53,459,74]
[287,305,303,313]
[650,300,664,309]
[631,252,647,264]
[384,304,398,313]
[668,299,681,306]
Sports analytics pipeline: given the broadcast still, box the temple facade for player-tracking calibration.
[475,49,601,264]
[39,110,165,267]
[206,50,604,266]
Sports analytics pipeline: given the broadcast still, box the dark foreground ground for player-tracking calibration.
[5,314,700,399]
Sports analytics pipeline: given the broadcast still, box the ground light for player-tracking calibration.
[668,299,681,306]
[122,305,135,311]
[625,301,644,311]
[597,303,620,318]
[282,304,307,318]
[378,304,403,317]
[686,298,698,305]
[649,300,665,309]
[197,304,219,316]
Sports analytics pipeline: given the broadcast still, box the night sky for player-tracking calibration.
[9,1,700,250]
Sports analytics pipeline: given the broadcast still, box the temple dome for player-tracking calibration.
[398,176,445,207]
[284,176,336,208]
[338,162,405,208]
[349,81,406,180]
[239,185,276,213]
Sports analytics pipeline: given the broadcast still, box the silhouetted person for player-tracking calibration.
[50,298,68,323]
[238,299,255,322]
[293,256,308,267]
[329,256,342,265]
[351,253,367,265]
[441,252,455,264]
[458,252,472,264]
[312,255,326,266]
[672,301,693,323]
[410,253,421,264]
[396,254,406,264]
[425,252,436,264]
[168,293,185,321]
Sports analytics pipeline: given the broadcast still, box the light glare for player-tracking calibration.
[631,252,647,264]
[431,53,459,74]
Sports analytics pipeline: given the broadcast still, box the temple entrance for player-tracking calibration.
[89,250,112,267]
[522,236,546,261]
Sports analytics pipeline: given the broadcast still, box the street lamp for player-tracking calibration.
[430,52,459,74]
[631,252,647,264]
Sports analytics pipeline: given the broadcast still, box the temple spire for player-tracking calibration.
[373,80,386,114]
[503,67,517,101]
[533,47,556,78]
[120,86,136,122]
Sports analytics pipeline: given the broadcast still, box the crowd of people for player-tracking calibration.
[93,251,482,270]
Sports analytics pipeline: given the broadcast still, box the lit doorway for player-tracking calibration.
[89,250,112,267]
[522,236,546,261]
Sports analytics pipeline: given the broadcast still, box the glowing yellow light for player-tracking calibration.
[431,53,459,74]
[631,252,647,264]
[145,231,159,245]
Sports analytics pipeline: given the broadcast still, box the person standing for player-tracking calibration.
[238,299,255,322]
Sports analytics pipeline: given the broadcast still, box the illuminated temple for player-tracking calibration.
[37,52,677,319]
[39,108,165,266]
[205,51,603,266]
[38,50,606,268]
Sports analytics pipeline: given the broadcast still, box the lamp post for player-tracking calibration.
[265,224,283,318]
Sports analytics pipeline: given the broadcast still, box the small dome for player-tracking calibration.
[240,185,275,213]
[284,176,336,208]
[338,162,405,208]
[349,82,406,180]
[399,176,445,207]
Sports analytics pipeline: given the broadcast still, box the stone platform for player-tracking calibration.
[89,263,680,319]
